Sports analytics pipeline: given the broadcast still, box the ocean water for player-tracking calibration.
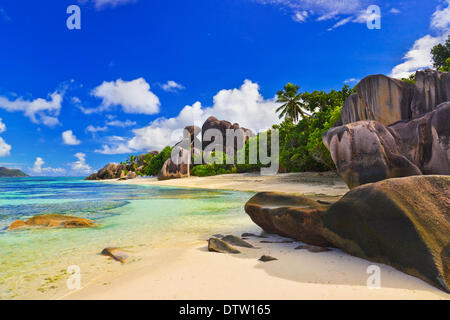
[0,177,256,299]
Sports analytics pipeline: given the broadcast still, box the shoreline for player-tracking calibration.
[62,173,450,300]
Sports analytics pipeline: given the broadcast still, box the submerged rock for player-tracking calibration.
[244,192,332,247]
[101,247,130,264]
[221,235,255,248]
[259,255,277,262]
[322,175,450,293]
[8,214,95,230]
[208,238,240,254]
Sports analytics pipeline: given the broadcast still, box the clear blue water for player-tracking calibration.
[0,177,255,299]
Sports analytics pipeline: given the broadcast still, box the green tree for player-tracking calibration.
[431,35,450,70]
[276,83,309,123]
[439,57,450,72]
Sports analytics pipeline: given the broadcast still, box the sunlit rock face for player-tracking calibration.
[324,70,450,188]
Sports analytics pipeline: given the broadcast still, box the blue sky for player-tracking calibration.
[0,0,448,176]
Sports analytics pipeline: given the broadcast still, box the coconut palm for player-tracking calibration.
[276,83,309,123]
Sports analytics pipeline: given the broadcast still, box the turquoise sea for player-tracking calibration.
[0,177,255,299]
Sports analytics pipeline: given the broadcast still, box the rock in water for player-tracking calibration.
[208,238,240,254]
[321,175,450,293]
[101,248,129,263]
[221,235,255,248]
[8,214,95,230]
[244,192,332,247]
[259,255,277,262]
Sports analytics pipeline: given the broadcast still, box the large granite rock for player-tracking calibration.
[158,146,190,180]
[340,75,415,126]
[8,214,95,230]
[322,175,450,293]
[389,102,450,175]
[85,163,126,180]
[323,120,422,189]
[411,70,450,118]
[244,192,332,247]
[202,116,254,154]
[244,176,450,292]
[324,103,450,188]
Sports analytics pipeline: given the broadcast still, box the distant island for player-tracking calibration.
[0,167,29,178]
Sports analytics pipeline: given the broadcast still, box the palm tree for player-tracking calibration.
[276,83,309,123]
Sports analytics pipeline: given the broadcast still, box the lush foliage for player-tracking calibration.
[141,146,173,176]
[431,35,450,70]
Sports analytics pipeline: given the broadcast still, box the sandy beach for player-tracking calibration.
[60,173,449,300]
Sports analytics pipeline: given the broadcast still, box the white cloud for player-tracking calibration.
[389,8,400,14]
[0,91,62,127]
[78,0,137,10]
[87,78,160,115]
[106,119,137,127]
[431,0,450,31]
[86,125,108,134]
[161,80,185,92]
[97,80,281,154]
[0,137,11,157]
[344,78,359,84]
[0,118,6,134]
[255,0,370,29]
[293,11,309,23]
[70,152,92,174]
[62,130,81,145]
[390,1,450,79]
[31,157,65,175]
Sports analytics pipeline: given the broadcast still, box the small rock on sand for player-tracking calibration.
[101,247,130,263]
[295,245,331,253]
[259,255,278,262]
[221,235,255,248]
[208,238,240,254]
[241,233,268,238]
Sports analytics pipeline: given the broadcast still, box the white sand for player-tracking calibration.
[66,173,449,300]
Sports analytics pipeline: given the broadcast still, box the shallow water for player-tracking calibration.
[0,177,255,299]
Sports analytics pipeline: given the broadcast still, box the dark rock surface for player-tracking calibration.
[85,163,127,180]
[208,238,241,254]
[244,192,332,247]
[221,235,255,248]
[322,175,450,293]
[259,255,278,262]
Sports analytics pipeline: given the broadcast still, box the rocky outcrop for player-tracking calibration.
[339,70,449,126]
[411,70,450,118]
[221,235,255,248]
[389,102,450,175]
[158,146,190,180]
[8,214,95,230]
[244,175,450,292]
[244,192,332,247]
[202,116,254,154]
[85,163,127,180]
[325,70,449,189]
[322,175,450,293]
[340,75,415,126]
[324,103,450,188]
[323,120,422,189]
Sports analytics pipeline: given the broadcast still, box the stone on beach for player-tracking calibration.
[101,247,130,264]
[244,192,332,247]
[321,175,450,293]
[208,238,241,254]
[221,235,255,248]
[259,255,278,262]
[8,214,95,230]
